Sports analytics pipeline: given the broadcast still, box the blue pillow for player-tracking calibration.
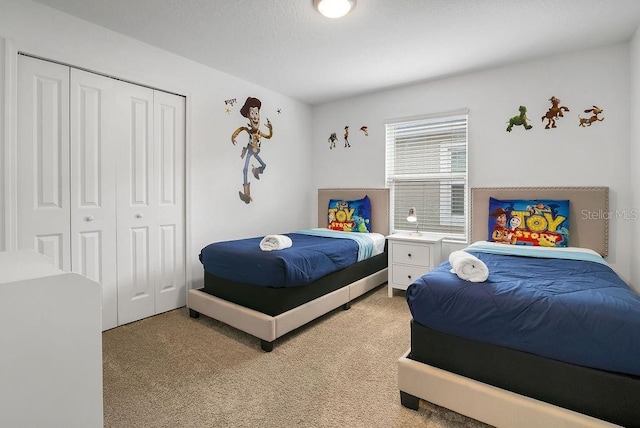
[328,196,372,233]
[488,197,570,247]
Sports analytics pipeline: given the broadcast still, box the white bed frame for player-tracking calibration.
[398,186,619,428]
[188,188,390,352]
[398,351,618,428]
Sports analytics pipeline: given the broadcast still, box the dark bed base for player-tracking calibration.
[404,320,640,428]
[201,250,388,316]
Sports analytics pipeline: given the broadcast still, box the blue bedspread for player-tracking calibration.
[199,230,372,288]
[406,246,640,376]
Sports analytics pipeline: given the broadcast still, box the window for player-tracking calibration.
[385,110,468,241]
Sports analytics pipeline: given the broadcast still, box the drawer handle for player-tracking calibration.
[407,275,412,279]
[407,253,412,258]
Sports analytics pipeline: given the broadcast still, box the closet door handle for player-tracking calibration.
[135,213,144,219]
[85,215,94,222]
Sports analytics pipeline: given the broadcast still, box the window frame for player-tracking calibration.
[385,110,469,242]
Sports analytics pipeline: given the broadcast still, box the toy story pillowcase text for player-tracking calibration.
[328,196,372,233]
[488,198,570,247]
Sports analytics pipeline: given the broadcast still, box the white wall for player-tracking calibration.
[0,38,6,252]
[312,44,635,289]
[630,29,640,290]
[0,0,315,289]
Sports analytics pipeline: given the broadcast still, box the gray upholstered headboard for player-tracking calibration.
[471,187,609,256]
[318,188,390,236]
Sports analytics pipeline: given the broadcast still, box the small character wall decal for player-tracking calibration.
[326,124,368,150]
[231,96,273,204]
[328,132,338,149]
[579,106,605,127]
[224,98,237,114]
[541,96,570,129]
[506,106,533,132]
[344,125,350,148]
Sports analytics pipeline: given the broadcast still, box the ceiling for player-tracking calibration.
[32,0,640,105]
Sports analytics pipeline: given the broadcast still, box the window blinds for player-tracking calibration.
[385,112,468,241]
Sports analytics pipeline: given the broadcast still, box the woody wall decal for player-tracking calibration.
[231,96,273,204]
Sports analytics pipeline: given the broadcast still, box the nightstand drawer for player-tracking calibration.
[391,242,430,266]
[391,264,429,288]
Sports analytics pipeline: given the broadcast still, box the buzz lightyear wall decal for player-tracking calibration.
[231,96,273,204]
[541,96,570,129]
[328,132,338,149]
[578,105,605,127]
[506,105,533,132]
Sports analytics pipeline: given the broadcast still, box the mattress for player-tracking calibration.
[199,229,385,288]
[406,242,640,377]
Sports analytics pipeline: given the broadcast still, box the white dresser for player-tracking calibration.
[0,250,103,428]
[387,233,443,297]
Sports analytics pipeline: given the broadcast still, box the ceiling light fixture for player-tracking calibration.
[314,0,356,18]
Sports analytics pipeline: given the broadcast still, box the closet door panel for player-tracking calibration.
[70,69,118,330]
[154,91,185,313]
[131,98,151,205]
[116,82,156,325]
[17,56,70,270]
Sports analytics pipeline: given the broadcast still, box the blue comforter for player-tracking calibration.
[406,244,640,377]
[199,230,373,288]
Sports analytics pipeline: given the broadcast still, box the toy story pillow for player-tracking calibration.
[328,196,372,233]
[488,197,570,247]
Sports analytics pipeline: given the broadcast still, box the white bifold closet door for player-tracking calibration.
[16,55,185,330]
[17,57,71,271]
[69,67,119,330]
[114,78,186,325]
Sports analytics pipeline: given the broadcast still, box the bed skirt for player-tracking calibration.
[201,250,388,316]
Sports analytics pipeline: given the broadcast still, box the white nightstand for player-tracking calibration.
[387,233,443,297]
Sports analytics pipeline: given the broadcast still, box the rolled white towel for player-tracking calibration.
[259,234,293,251]
[448,250,489,283]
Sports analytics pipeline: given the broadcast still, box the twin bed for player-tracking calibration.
[398,187,640,428]
[189,185,639,426]
[187,188,389,352]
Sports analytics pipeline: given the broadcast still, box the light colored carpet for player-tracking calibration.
[102,285,492,428]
